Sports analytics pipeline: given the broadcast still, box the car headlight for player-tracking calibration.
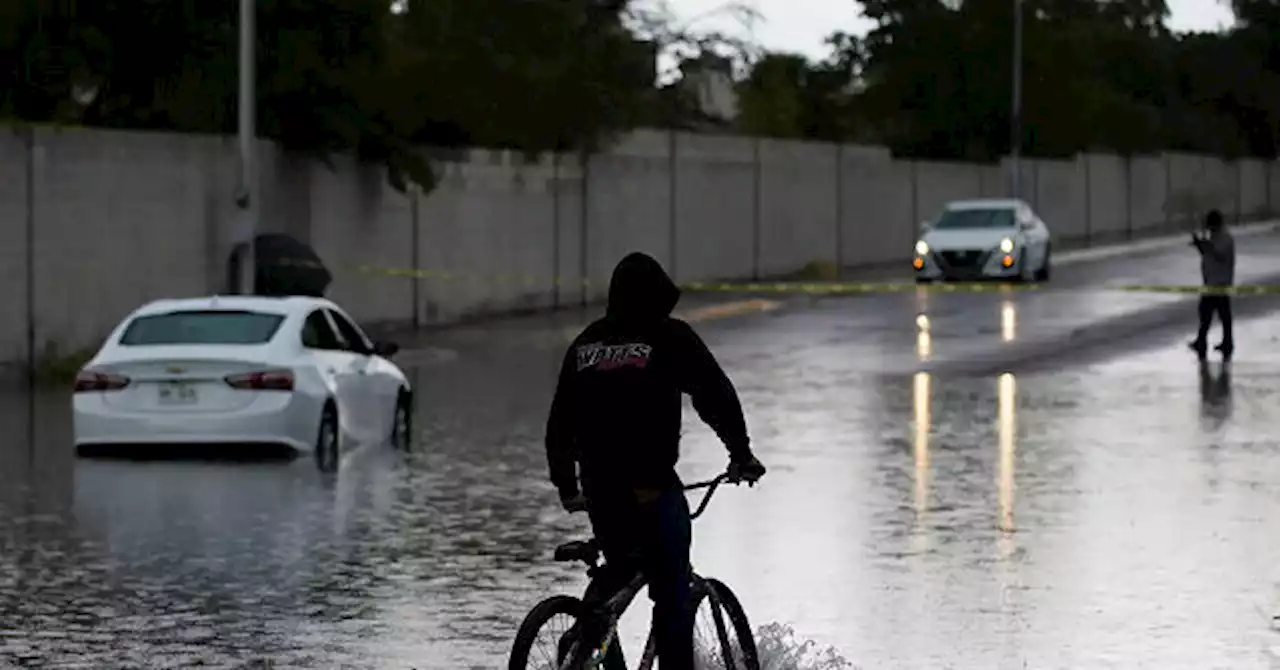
[915,240,929,256]
[999,237,1014,253]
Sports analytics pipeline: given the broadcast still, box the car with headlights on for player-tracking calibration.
[911,198,1052,282]
[73,295,413,473]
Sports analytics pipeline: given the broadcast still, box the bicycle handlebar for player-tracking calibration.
[684,471,751,520]
[563,471,757,520]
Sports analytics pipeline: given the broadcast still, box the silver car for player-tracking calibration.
[912,199,1053,282]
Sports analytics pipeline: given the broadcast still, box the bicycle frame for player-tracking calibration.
[558,474,733,670]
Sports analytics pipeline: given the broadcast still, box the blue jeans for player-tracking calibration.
[584,485,694,670]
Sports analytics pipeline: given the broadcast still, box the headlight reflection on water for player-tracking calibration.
[714,374,1012,670]
[997,372,1017,536]
[913,372,931,519]
[915,314,931,360]
[1000,300,1017,342]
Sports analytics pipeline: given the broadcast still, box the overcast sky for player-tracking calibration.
[664,0,1236,61]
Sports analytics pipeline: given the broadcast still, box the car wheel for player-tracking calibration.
[390,391,413,451]
[315,403,340,474]
[1036,246,1052,281]
[1016,255,1035,283]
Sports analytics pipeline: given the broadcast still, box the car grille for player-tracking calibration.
[939,249,989,270]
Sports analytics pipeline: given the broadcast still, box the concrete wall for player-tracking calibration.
[1,124,1275,367]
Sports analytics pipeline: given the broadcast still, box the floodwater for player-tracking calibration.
[4,238,1280,669]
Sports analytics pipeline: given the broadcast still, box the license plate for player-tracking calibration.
[157,381,198,405]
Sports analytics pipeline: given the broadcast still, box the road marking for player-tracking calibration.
[677,299,783,323]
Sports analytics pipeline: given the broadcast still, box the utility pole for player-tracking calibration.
[1010,0,1023,200]
[237,0,258,295]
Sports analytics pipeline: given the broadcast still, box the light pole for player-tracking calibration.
[1010,0,1023,200]
[237,0,258,295]
[24,125,35,389]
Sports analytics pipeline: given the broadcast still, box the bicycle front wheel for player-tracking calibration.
[508,595,626,670]
[691,578,761,670]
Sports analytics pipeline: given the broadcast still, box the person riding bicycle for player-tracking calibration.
[545,251,766,670]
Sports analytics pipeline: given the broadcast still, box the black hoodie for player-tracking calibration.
[545,252,752,499]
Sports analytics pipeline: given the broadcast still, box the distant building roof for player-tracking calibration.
[676,55,739,123]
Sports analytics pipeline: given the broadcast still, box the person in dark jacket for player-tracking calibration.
[1188,209,1236,360]
[545,251,766,670]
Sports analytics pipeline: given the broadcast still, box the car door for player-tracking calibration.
[301,309,365,442]
[328,307,403,439]
[324,308,382,441]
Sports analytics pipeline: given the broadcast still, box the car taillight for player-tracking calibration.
[224,369,295,391]
[74,370,130,393]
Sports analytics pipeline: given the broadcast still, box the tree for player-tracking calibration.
[736,53,808,137]
[789,0,1276,160]
[733,52,859,141]
[383,0,655,155]
[0,0,662,192]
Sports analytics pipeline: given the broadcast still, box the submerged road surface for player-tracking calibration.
[4,233,1280,669]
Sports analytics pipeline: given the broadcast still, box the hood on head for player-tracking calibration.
[1206,209,1225,231]
[606,252,680,323]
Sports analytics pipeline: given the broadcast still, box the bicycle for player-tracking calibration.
[507,472,762,670]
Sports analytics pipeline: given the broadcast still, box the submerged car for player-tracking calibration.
[73,295,412,472]
[912,199,1052,282]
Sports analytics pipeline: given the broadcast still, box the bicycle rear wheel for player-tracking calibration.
[508,595,626,670]
[691,578,761,670]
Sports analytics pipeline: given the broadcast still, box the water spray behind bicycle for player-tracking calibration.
[695,623,854,670]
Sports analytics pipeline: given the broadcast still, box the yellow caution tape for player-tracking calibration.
[343,262,601,286]
[1108,284,1280,295]
[682,281,1280,295]
[680,280,1039,294]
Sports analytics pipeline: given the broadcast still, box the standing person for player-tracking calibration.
[1188,209,1236,360]
[544,251,766,670]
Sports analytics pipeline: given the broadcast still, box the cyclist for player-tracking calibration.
[545,251,766,670]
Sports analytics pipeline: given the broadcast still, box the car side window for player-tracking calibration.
[301,310,343,350]
[326,309,372,355]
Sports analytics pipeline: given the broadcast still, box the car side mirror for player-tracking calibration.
[918,221,932,232]
[372,340,399,358]
[1018,220,1034,231]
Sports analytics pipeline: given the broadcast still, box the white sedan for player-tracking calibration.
[912,198,1053,282]
[73,295,413,472]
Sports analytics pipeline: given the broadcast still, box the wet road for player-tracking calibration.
[4,233,1280,669]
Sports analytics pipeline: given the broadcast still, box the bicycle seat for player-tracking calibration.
[554,539,600,564]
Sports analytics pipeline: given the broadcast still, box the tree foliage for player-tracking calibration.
[0,0,657,192]
[736,0,1280,160]
[3,0,1277,196]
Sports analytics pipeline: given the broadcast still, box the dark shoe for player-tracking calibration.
[1189,341,1207,359]
[1215,343,1233,361]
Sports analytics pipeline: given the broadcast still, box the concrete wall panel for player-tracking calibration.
[758,138,839,276]
[0,124,1275,366]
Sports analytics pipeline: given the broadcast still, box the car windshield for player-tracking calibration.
[119,310,285,346]
[933,208,1016,229]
